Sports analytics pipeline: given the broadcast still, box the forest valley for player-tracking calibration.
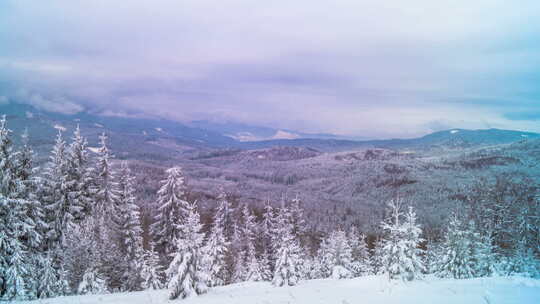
[0,115,539,301]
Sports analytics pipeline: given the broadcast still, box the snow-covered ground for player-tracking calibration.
[18,275,540,304]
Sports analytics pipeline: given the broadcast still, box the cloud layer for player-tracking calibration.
[1,0,540,137]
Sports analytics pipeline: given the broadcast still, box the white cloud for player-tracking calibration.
[14,89,84,115]
[1,1,539,137]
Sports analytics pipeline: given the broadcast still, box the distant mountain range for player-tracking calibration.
[1,103,539,155]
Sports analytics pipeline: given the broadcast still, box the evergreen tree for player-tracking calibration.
[36,253,69,299]
[241,205,264,282]
[436,216,496,279]
[436,215,476,279]
[93,132,119,217]
[151,166,190,260]
[378,201,424,281]
[91,133,122,291]
[289,196,307,243]
[348,227,372,276]
[141,245,165,290]
[506,239,540,278]
[63,216,96,293]
[319,230,354,279]
[15,130,45,253]
[78,266,108,295]
[65,125,94,222]
[260,203,277,278]
[112,162,144,291]
[231,223,247,283]
[272,206,303,287]
[203,199,230,287]
[215,188,235,239]
[0,117,38,300]
[167,201,208,300]
[41,131,73,250]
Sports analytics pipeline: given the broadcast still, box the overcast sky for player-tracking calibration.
[1,0,540,138]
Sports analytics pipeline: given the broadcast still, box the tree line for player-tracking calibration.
[0,116,539,301]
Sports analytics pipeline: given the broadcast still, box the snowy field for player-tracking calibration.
[17,275,540,304]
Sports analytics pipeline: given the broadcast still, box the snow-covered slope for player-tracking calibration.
[18,275,540,304]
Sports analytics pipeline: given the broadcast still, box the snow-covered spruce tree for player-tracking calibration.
[214,189,236,283]
[202,198,231,287]
[348,227,372,276]
[14,129,45,253]
[40,131,81,296]
[231,223,247,283]
[505,239,540,278]
[314,238,332,278]
[151,166,190,261]
[36,253,69,299]
[318,230,354,279]
[141,244,165,290]
[78,265,108,295]
[0,117,41,300]
[241,205,264,282]
[167,201,208,300]
[259,203,277,279]
[93,132,119,217]
[215,188,235,239]
[41,131,76,251]
[111,161,144,291]
[272,205,304,287]
[435,215,476,279]
[63,214,98,293]
[378,201,425,281]
[65,125,94,222]
[289,196,307,244]
[469,221,496,277]
[91,132,122,291]
[301,256,322,280]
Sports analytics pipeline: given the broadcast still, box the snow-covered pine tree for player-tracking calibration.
[78,265,108,295]
[63,215,97,293]
[272,205,303,287]
[91,132,122,291]
[141,244,165,290]
[378,200,424,281]
[151,166,190,260]
[319,230,354,279]
[231,223,247,283]
[166,201,208,300]
[259,202,277,279]
[436,216,496,279]
[241,205,264,282]
[14,130,45,253]
[469,221,496,277]
[93,132,119,217]
[348,227,372,276]
[371,237,385,275]
[36,253,69,299]
[65,125,94,222]
[202,198,231,287]
[314,238,332,278]
[112,161,144,291]
[436,215,476,279]
[506,239,540,278]
[289,195,307,244]
[41,131,73,250]
[0,117,39,300]
[402,206,425,280]
[301,256,322,280]
[215,188,235,239]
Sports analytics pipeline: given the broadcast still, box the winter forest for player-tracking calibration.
[1,115,539,302]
